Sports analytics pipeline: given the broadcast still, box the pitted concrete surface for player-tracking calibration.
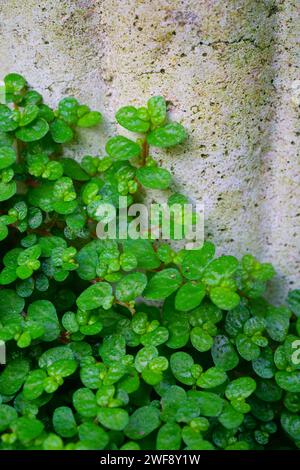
[0,0,299,302]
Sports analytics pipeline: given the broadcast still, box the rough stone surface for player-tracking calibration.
[0,0,299,302]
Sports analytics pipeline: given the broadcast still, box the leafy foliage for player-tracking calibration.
[0,75,298,451]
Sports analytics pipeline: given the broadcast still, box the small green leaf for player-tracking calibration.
[22,90,42,106]
[187,391,224,417]
[77,111,102,128]
[275,371,300,393]
[190,326,213,352]
[15,416,44,443]
[136,166,171,189]
[61,158,89,181]
[50,119,74,143]
[170,352,196,386]
[76,282,113,310]
[53,406,77,438]
[15,118,49,142]
[98,408,129,431]
[19,105,39,126]
[210,287,240,311]
[0,146,16,170]
[115,273,147,302]
[197,367,227,389]
[116,106,150,133]
[58,97,79,124]
[80,363,103,389]
[147,96,167,127]
[0,359,29,396]
[265,306,290,342]
[182,427,214,450]
[147,122,187,148]
[182,242,215,280]
[27,300,60,342]
[211,335,239,371]
[48,359,77,378]
[236,334,260,361]
[281,411,300,441]
[157,422,181,450]
[0,405,18,432]
[225,377,256,400]
[0,104,19,132]
[106,136,141,161]
[0,289,25,317]
[124,405,160,440]
[144,268,182,300]
[140,326,169,347]
[99,334,126,365]
[218,402,244,429]
[175,282,205,311]
[72,388,98,418]
[38,346,74,369]
[4,73,26,93]
[23,369,47,400]
[0,180,17,202]
[203,255,239,286]
[78,422,109,450]
[287,290,300,317]
[252,348,276,379]
[122,239,160,270]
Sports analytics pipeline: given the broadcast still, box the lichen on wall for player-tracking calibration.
[0,0,299,302]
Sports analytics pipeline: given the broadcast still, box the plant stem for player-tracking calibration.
[141,138,149,166]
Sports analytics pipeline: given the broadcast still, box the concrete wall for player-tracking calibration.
[0,0,299,302]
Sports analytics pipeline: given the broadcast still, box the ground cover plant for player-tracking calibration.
[0,73,300,450]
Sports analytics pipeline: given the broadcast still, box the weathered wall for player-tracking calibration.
[0,0,299,302]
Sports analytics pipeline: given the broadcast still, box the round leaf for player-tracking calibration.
[0,146,16,170]
[106,136,141,161]
[211,335,239,371]
[116,106,150,133]
[53,406,77,438]
[156,422,181,450]
[147,96,166,127]
[115,273,147,302]
[210,287,240,311]
[76,282,112,310]
[27,300,60,342]
[124,405,160,440]
[15,118,49,142]
[147,122,187,148]
[175,282,205,311]
[98,408,129,431]
[144,268,182,300]
[50,119,74,143]
[190,326,213,352]
[0,358,30,396]
[136,166,171,190]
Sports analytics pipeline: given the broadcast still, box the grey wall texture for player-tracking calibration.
[0,0,299,302]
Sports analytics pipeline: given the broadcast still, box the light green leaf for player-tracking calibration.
[76,282,113,310]
[136,166,171,189]
[147,123,187,148]
[175,282,205,311]
[106,136,141,161]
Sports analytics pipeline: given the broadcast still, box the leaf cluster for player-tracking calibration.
[0,74,299,450]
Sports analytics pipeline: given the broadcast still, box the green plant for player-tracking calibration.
[0,73,299,451]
